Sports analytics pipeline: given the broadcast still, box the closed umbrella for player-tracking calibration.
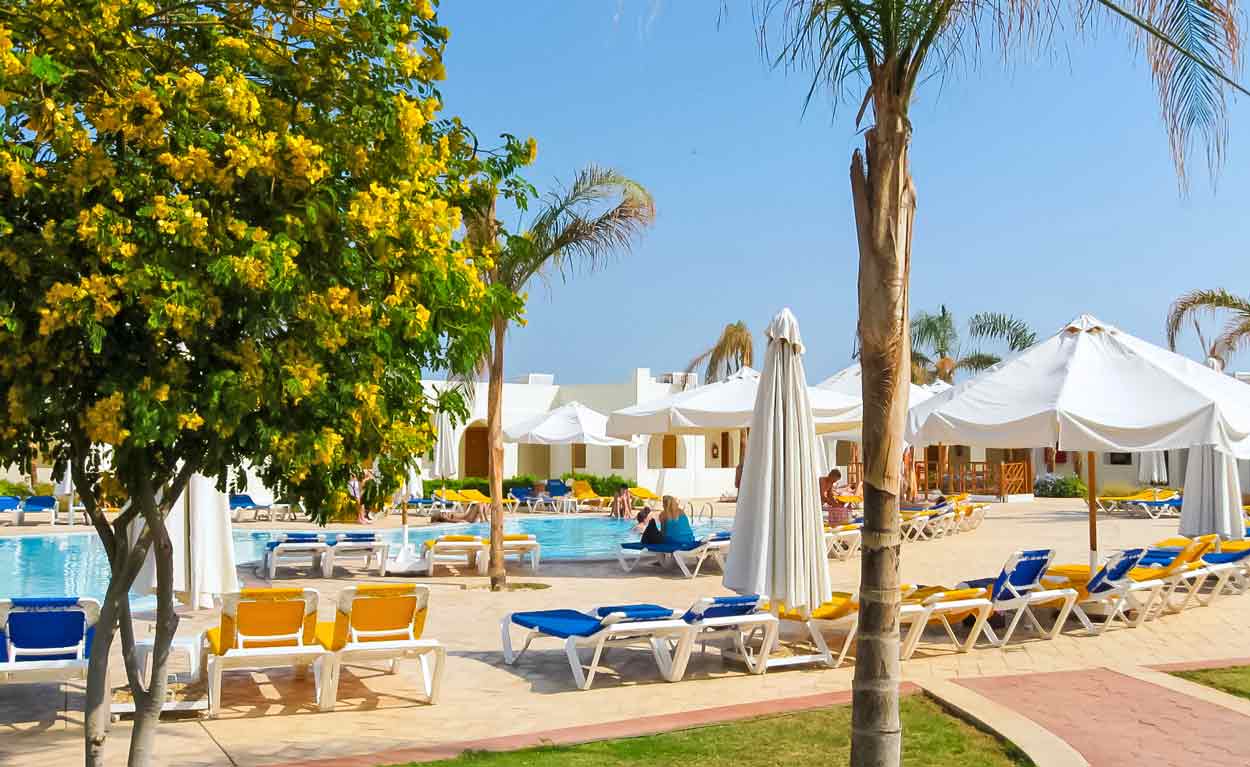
[1137,451,1169,485]
[133,474,238,609]
[723,308,831,614]
[392,410,458,573]
[1180,446,1245,541]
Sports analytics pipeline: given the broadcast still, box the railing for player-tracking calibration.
[689,501,715,521]
[910,458,1031,500]
[1000,461,1029,496]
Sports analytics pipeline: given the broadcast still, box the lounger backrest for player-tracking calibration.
[593,604,673,624]
[339,532,377,543]
[229,494,256,508]
[991,549,1054,601]
[546,479,570,497]
[682,595,759,622]
[22,495,56,512]
[0,598,99,663]
[0,495,19,511]
[1087,548,1147,593]
[571,481,598,498]
[508,487,533,500]
[324,584,429,650]
[218,588,317,650]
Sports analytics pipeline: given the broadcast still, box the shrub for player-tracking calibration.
[0,479,32,497]
[428,475,539,496]
[1034,473,1088,498]
[561,472,633,496]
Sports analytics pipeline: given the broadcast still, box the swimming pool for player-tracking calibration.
[0,516,733,602]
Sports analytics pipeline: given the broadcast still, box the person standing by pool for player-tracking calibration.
[610,487,633,519]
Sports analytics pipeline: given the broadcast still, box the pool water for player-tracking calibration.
[0,516,733,603]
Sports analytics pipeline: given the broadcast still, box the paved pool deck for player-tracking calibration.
[2,499,1249,766]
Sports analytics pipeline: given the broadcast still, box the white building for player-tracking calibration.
[421,368,744,500]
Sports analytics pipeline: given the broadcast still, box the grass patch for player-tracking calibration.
[388,695,1033,767]
[1173,665,1250,700]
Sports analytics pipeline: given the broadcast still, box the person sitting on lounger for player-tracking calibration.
[633,496,694,547]
[821,470,857,526]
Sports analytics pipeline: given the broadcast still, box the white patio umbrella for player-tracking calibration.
[505,401,634,446]
[392,409,459,573]
[723,308,832,613]
[1137,451,1169,485]
[133,474,238,609]
[606,367,859,437]
[907,314,1250,566]
[1180,445,1245,541]
[814,362,940,440]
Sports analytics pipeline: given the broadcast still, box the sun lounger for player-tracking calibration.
[0,597,98,687]
[824,524,862,560]
[956,549,1078,647]
[570,480,611,510]
[500,603,693,689]
[458,488,519,513]
[229,494,271,522]
[16,495,56,526]
[264,533,333,579]
[508,487,549,513]
[0,495,20,524]
[496,533,541,571]
[423,535,489,575]
[628,486,662,507]
[901,587,994,657]
[1131,535,1228,611]
[329,532,390,576]
[315,584,444,708]
[431,488,469,511]
[1043,548,1164,633]
[901,511,933,542]
[617,532,732,578]
[768,590,939,668]
[677,595,779,676]
[1095,488,1179,515]
[202,588,334,716]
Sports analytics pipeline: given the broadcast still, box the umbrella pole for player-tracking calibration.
[1087,451,1098,570]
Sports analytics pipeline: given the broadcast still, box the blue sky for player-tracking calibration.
[438,1,1249,384]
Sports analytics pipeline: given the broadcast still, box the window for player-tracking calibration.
[1106,452,1132,466]
[610,445,625,470]
[572,443,587,469]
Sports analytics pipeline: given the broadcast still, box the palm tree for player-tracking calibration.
[753,1,1243,763]
[1166,289,1250,367]
[911,307,1036,384]
[471,166,655,590]
[687,321,756,462]
[687,321,755,383]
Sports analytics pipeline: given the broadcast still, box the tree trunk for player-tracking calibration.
[126,505,179,767]
[84,577,124,767]
[849,102,916,767]
[487,314,507,590]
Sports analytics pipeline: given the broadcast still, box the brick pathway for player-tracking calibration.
[957,668,1250,767]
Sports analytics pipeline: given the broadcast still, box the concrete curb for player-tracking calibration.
[916,678,1089,767]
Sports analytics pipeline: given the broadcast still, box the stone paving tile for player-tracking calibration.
[956,668,1250,767]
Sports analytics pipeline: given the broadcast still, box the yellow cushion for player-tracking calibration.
[318,583,427,651]
[770,593,858,622]
[502,534,532,542]
[426,534,481,548]
[209,588,313,654]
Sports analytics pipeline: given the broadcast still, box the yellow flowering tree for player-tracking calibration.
[0,0,508,764]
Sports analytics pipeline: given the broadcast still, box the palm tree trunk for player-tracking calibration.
[487,315,507,590]
[849,103,915,767]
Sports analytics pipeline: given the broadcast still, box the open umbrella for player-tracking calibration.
[908,314,1250,567]
[723,308,831,614]
[505,401,635,446]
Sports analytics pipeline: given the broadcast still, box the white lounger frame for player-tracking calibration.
[0,598,99,686]
[616,539,730,578]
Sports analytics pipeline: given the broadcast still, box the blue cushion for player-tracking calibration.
[2,611,91,662]
[1088,548,1146,593]
[511,609,604,638]
[989,549,1051,601]
[23,496,56,511]
[1204,550,1250,565]
[683,595,758,622]
[341,533,376,542]
[709,531,731,542]
[0,495,20,511]
[620,541,646,551]
[593,604,672,620]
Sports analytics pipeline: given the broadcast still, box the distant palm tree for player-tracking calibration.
[687,321,755,383]
[911,307,1036,384]
[1166,289,1250,367]
[687,321,755,464]
[466,166,655,590]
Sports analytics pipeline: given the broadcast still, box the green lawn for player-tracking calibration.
[391,695,1033,767]
[1173,664,1250,700]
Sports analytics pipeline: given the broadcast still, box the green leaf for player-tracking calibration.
[29,55,68,85]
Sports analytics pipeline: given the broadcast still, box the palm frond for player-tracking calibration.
[1217,316,1250,355]
[1102,0,1245,186]
[500,166,656,291]
[967,312,1037,352]
[1165,288,1250,350]
[956,352,1000,373]
[911,306,959,358]
[689,321,755,383]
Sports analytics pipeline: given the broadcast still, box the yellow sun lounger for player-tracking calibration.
[202,588,332,716]
[629,487,662,504]
[315,584,445,708]
[457,488,519,511]
[1048,534,1218,616]
[571,480,611,509]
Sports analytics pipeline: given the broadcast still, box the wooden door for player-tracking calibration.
[662,435,678,469]
[720,432,731,468]
[463,426,488,478]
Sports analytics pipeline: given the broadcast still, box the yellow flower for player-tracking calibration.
[178,412,205,430]
[83,392,130,445]
[112,188,125,202]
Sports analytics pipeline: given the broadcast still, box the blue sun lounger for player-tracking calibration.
[0,597,99,686]
[16,495,56,526]
[957,549,1077,647]
[229,494,272,522]
[617,532,732,578]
